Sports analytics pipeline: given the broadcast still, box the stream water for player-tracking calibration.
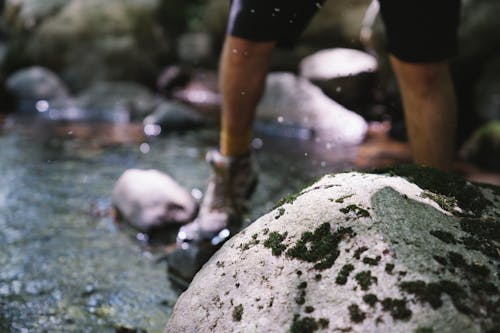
[0,115,358,332]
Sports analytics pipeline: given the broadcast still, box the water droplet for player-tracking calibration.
[252,138,263,149]
[191,188,203,201]
[320,161,327,167]
[241,91,246,95]
[250,9,256,13]
[232,48,238,54]
[277,116,284,123]
[304,152,308,157]
[139,143,150,154]
[315,2,322,8]
[144,124,161,136]
[274,7,281,12]
[336,86,342,93]
[35,100,49,113]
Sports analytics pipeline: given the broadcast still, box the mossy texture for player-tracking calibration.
[263,231,288,256]
[286,223,354,270]
[374,164,490,216]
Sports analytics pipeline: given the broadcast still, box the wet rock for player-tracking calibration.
[166,166,500,333]
[112,169,198,232]
[24,0,168,90]
[3,0,70,29]
[461,121,500,172]
[299,48,378,108]
[5,66,71,113]
[257,72,368,145]
[143,100,207,132]
[75,81,160,122]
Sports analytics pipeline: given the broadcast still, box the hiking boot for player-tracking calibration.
[167,149,257,287]
[176,149,258,245]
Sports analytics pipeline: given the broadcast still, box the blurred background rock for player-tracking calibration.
[0,0,499,171]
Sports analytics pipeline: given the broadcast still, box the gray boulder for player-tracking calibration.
[112,169,198,233]
[3,0,70,29]
[299,48,378,107]
[5,66,71,113]
[166,166,500,333]
[257,72,368,145]
[24,0,168,90]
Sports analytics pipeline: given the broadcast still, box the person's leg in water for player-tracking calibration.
[378,0,461,172]
[166,0,323,286]
[176,37,275,243]
[390,58,457,171]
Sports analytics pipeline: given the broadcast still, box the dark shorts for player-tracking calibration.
[227,0,461,63]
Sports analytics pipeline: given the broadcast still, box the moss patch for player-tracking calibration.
[353,246,368,260]
[286,223,355,270]
[373,164,490,217]
[355,271,377,291]
[421,191,458,213]
[381,298,412,321]
[363,256,381,266]
[290,315,329,333]
[385,263,395,274]
[275,207,286,220]
[263,231,288,256]
[232,304,243,321]
[340,204,370,218]
[332,194,355,204]
[348,304,366,323]
[363,294,378,307]
[335,264,354,285]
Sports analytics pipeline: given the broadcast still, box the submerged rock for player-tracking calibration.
[166,166,500,333]
[112,169,198,232]
[143,100,207,132]
[257,72,368,145]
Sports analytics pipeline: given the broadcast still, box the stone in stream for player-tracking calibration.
[166,165,500,333]
[299,48,378,108]
[5,66,71,113]
[112,169,198,233]
[257,72,368,145]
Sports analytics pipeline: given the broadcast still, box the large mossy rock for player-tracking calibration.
[166,166,500,333]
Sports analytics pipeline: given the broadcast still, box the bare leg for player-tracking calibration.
[219,36,275,156]
[390,56,457,171]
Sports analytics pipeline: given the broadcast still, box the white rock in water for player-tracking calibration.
[300,48,377,80]
[257,72,368,145]
[112,169,198,232]
[166,167,500,333]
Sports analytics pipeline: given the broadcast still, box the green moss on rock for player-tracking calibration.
[263,231,288,256]
[363,294,378,307]
[373,164,490,217]
[363,256,381,266]
[335,264,354,285]
[355,271,377,291]
[348,304,366,323]
[340,204,370,218]
[232,304,243,322]
[286,223,354,270]
[381,298,412,321]
[429,230,457,244]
